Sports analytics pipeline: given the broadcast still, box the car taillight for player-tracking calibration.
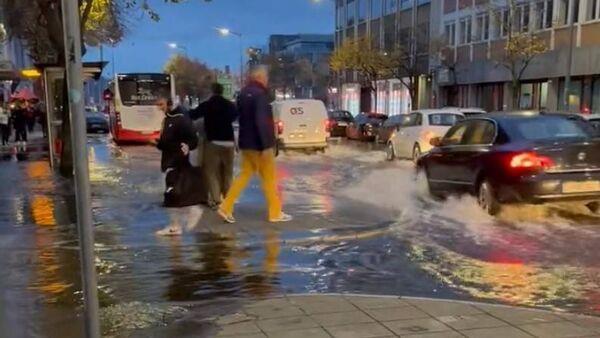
[115,111,121,125]
[277,121,284,135]
[325,119,332,132]
[510,152,555,170]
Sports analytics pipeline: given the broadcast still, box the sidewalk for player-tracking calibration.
[0,130,49,160]
[210,294,600,338]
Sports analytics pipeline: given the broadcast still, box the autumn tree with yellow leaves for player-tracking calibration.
[330,37,391,112]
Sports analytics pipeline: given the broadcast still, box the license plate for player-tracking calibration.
[562,181,600,193]
[141,131,154,135]
[91,124,102,128]
[337,122,347,126]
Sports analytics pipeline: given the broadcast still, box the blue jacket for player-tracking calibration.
[237,81,275,151]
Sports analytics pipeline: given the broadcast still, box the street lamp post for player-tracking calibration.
[217,28,244,87]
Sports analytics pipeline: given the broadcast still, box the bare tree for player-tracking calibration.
[489,0,548,108]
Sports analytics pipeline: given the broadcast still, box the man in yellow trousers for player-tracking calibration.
[218,66,292,224]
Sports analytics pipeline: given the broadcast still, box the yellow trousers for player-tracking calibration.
[221,149,282,220]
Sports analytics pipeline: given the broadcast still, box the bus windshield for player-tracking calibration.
[118,74,171,106]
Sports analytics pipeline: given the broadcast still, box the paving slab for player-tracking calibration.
[325,322,395,338]
[244,304,305,319]
[475,305,565,325]
[266,327,332,338]
[437,313,508,331]
[288,295,357,314]
[344,295,410,310]
[461,326,534,338]
[382,318,452,336]
[257,315,320,333]
[519,321,596,337]
[364,306,430,322]
[407,299,484,317]
[403,332,465,338]
[209,294,600,338]
[311,310,375,327]
[215,322,263,336]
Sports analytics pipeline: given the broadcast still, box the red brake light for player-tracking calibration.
[277,121,284,135]
[510,152,554,170]
[325,119,332,132]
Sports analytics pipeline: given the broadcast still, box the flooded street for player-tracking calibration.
[1,136,599,338]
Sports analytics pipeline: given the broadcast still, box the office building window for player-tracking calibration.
[336,0,345,29]
[371,0,383,19]
[559,0,579,24]
[358,0,367,22]
[445,21,456,46]
[536,0,553,29]
[400,0,411,9]
[385,0,397,15]
[347,0,356,26]
[459,17,472,44]
[475,13,490,41]
[589,0,600,20]
[516,3,530,32]
[500,9,509,37]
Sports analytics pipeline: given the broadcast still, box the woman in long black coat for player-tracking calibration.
[155,97,205,236]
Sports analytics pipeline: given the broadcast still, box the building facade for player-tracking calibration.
[432,0,600,113]
[335,0,432,116]
[268,34,334,100]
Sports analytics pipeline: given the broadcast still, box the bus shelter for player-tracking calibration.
[38,62,106,168]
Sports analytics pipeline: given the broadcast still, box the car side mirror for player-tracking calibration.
[430,137,442,147]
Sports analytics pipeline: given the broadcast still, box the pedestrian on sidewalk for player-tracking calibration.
[25,101,36,133]
[218,67,292,224]
[11,101,28,150]
[189,83,238,210]
[0,104,10,146]
[155,96,205,236]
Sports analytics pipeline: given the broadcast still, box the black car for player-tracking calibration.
[328,110,354,137]
[86,113,109,134]
[418,113,600,215]
[346,113,388,142]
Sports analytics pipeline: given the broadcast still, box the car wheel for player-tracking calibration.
[386,142,395,161]
[412,144,421,164]
[478,180,501,216]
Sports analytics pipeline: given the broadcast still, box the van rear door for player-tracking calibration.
[281,101,327,144]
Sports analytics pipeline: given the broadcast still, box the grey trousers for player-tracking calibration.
[203,142,235,206]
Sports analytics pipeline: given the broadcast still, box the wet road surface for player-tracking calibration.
[0,135,599,337]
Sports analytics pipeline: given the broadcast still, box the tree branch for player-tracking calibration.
[81,0,94,29]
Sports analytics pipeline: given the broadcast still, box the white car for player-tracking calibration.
[445,107,486,118]
[386,109,465,162]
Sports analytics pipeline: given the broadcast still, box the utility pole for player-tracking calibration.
[563,0,576,111]
[61,1,101,337]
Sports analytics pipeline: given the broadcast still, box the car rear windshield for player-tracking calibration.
[330,111,352,120]
[503,116,592,141]
[429,114,464,126]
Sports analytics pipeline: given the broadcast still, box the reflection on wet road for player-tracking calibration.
[0,136,598,337]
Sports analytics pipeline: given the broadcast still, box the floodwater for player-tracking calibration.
[0,136,599,337]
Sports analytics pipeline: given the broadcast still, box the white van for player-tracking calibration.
[272,99,329,153]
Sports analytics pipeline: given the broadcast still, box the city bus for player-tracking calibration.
[107,73,175,144]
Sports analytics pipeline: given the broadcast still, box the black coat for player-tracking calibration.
[189,95,237,142]
[237,81,276,151]
[156,106,199,172]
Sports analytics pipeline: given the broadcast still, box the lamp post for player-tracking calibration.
[216,27,244,87]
